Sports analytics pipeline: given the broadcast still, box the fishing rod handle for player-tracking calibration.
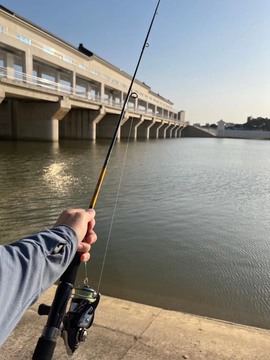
[60,251,81,283]
[32,253,81,360]
[32,337,56,360]
[32,282,72,360]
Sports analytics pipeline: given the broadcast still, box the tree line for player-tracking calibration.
[243,117,270,131]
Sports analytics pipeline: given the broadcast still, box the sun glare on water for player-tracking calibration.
[42,162,78,194]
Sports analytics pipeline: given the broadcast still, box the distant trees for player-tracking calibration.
[197,118,270,130]
[201,123,217,128]
[243,117,270,131]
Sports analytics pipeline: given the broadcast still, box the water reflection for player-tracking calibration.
[43,162,79,195]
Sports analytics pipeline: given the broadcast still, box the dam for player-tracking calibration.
[0,5,186,142]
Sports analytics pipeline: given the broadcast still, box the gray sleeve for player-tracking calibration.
[0,225,78,346]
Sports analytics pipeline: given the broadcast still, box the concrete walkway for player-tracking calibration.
[2,286,270,359]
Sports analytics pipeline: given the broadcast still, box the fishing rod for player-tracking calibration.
[32,1,161,359]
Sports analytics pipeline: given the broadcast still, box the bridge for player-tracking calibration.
[0,5,186,142]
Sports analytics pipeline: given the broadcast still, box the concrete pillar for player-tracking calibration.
[72,72,76,95]
[47,119,58,142]
[87,82,91,100]
[89,106,106,140]
[13,97,71,142]
[121,113,142,139]
[100,83,105,102]
[56,72,61,92]
[153,105,157,117]
[175,126,180,138]
[173,124,180,137]
[109,92,113,105]
[25,48,33,81]
[51,97,71,121]
[96,112,122,139]
[169,124,178,138]
[137,117,153,139]
[6,53,14,79]
[132,115,144,139]
[120,113,129,126]
[165,123,174,138]
[178,125,184,137]
[160,108,164,119]
[147,120,157,138]
[172,125,180,138]
[120,91,124,105]
[158,122,169,138]
[59,107,102,140]
[164,123,172,138]
[154,121,164,139]
[134,97,138,111]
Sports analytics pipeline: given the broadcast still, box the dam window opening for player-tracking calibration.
[16,34,32,46]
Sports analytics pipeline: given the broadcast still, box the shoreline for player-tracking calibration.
[2,286,270,359]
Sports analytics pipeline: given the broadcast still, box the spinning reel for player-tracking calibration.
[61,285,100,355]
[37,284,100,357]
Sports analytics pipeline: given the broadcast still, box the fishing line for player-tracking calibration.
[96,116,135,293]
[84,262,89,285]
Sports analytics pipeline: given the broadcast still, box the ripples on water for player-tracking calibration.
[1,138,270,329]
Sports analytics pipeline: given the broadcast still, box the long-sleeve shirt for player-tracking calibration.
[0,225,78,346]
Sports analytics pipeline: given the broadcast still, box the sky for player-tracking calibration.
[2,0,270,124]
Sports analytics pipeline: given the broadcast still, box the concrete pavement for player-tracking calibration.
[2,286,270,359]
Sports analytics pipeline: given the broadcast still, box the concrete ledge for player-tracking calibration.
[2,286,270,359]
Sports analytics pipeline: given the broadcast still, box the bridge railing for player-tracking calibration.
[0,67,183,123]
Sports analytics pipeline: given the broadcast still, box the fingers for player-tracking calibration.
[55,208,97,263]
[80,252,90,262]
[84,229,97,245]
[77,242,91,253]
[65,208,95,218]
[85,209,96,224]
[78,229,97,262]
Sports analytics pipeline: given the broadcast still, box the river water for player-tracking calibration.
[1,138,270,329]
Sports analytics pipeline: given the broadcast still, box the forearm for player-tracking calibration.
[0,225,78,346]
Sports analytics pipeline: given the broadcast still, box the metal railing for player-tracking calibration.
[0,67,183,123]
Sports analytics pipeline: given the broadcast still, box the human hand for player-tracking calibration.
[55,209,97,262]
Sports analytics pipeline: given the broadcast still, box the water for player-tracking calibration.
[1,138,270,329]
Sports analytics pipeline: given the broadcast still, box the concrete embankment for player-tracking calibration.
[2,286,270,359]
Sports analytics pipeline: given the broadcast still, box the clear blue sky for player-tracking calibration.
[2,0,270,124]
